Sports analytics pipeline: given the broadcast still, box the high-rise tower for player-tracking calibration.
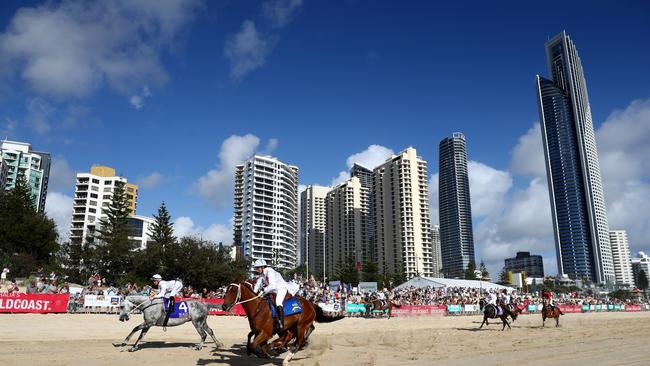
[536,31,614,283]
[438,133,475,279]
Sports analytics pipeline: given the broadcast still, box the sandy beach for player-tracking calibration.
[1,311,649,366]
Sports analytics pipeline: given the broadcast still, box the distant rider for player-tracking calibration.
[486,290,501,316]
[150,274,183,328]
[253,259,299,331]
[500,289,512,312]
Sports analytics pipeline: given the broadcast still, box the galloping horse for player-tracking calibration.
[221,281,343,365]
[478,299,514,330]
[542,302,563,327]
[361,297,401,319]
[113,296,224,352]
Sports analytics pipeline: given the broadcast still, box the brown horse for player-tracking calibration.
[542,303,563,327]
[361,297,401,319]
[221,281,343,365]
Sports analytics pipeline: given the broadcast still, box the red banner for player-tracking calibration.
[0,293,69,313]
[625,305,642,312]
[179,298,246,316]
[391,305,447,317]
[558,304,582,313]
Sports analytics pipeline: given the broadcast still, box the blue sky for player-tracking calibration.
[1,0,649,277]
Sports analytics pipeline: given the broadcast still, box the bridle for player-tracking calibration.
[225,282,262,309]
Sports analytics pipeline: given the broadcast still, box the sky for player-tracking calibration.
[1,0,649,278]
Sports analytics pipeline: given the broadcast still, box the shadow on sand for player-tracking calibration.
[196,344,308,366]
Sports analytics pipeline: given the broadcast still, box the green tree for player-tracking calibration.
[638,270,649,291]
[464,260,477,280]
[149,202,176,248]
[94,181,136,283]
[335,256,360,286]
[479,260,490,280]
[162,237,249,289]
[391,263,407,287]
[499,267,510,285]
[0,177,59,276]
[361,261,381,283]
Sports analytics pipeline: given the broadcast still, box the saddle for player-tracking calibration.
[266,295,303,319]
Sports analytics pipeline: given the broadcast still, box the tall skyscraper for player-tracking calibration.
[438,133,475,279]
[431,224,442,277]
[536,31,614,283]
[374,147,435,279]
[233,155,299,270]
[0,156,8,191]
[0,140,51,212]
[325,176,369,278]
[300,185,330,276]
[350,163,376,262]
[609,230,634,286]
[70,165,139,245]
[631,252,650,288]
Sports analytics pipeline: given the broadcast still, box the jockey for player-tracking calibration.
[150,274,183,327]
[486,290,501,316]
[252,259,299,331]
[500,289,511,311]
[542,289,555,308]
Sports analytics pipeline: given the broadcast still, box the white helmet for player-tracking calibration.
[151,274,162,281]
[253,259,267,268]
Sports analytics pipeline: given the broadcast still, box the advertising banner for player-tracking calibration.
[558,304,582,313]
[464,304,480,312]
[84,295,121,307]
[193,298,246,316]
[625,305,642,312]
[0,293,69,313]
[391,305,446,317]
[345,303,367,313]
[528,305,538,312]
[447,305,462,313]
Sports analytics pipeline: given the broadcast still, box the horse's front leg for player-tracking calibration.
[479,316,486,329]
[129,325,151,352]
[113,322,146,347]
[247,331,255,356]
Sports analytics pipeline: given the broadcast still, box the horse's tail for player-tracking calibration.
[313,303,345,323]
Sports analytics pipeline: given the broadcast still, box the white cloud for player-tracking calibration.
[510,123,546,177]
[194,134,278,208]
[597,99,650,254]
[330,144,394,186]
[49,157,76,191]
[137,171,164,189]
[45,192,73,242]
[467,161,512,218]
[224,20,276,82]
[263,0,303,28]
[346,144,394,170]
[0,0,201,101]
[174,216,232,245]
[130,85,152,110]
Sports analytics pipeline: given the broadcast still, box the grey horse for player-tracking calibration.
[112,296,224,352]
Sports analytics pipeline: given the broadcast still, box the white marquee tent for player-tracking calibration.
[394,276,516,292]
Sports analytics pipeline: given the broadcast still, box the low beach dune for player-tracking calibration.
[2,311,649,366]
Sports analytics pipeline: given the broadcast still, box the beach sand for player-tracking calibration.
[1,311,648,366]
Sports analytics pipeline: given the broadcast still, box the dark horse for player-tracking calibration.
[479,299,514,330]
[221,281,344,365]
[542,302,563,327]
[361,297,401,319]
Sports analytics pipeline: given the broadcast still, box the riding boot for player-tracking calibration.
[276,305,285,331]
[163,297,175,330]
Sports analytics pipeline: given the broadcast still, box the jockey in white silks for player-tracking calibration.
[150,274,183,327]
[252,259,299,330]
[485,290,501,316]
[500,289,512,312]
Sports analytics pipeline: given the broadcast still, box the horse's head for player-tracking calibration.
[221,283,240,312]
[118,299,132,322]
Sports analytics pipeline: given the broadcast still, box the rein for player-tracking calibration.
[227,283,262,307]
[127,298,164,314]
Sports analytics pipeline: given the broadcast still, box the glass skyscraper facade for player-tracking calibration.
[536,31,614,284]
[438,133,475,279]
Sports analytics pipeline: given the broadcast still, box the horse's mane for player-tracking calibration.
[125,295,150,305]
